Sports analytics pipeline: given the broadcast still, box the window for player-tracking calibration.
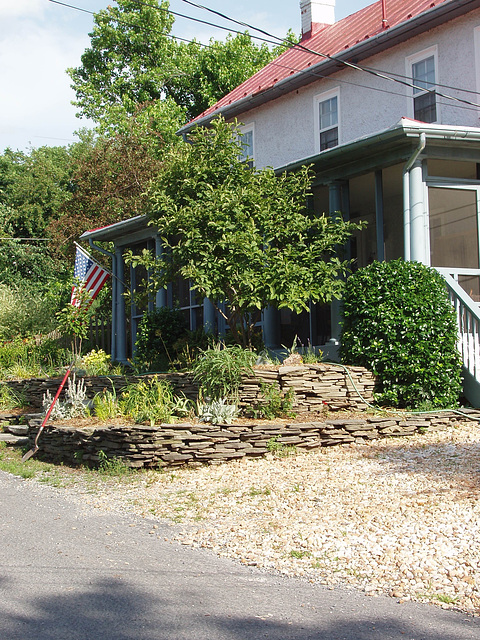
[314,89,339,153]
[408,48,437,123]
[238,124,254,167]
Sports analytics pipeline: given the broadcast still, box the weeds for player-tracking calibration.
[289,549,312,559]
[97,450,132,476]
[249,486,271,496]
[252,383,295,420]
[0,383,27,410]
[267,436,297,458]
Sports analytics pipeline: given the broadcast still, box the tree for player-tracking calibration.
[0,146,74,238]
[168,32,293,120]
[68,0,294,133]
[68,0,178,126]
[130,118,361,348]
[47,124,164,257]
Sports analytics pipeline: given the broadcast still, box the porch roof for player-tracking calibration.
[276,118,480,183]
[79,215,152,243]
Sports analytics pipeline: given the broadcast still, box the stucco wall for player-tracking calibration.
[237,9,480,170]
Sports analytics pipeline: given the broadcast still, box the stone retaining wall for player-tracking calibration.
[23,410,480,468]
[3,363,375,414]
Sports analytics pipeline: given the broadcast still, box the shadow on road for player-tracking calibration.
[0,575,477,640]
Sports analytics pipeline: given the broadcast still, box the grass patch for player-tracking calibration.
[289,549,312,559]
[267,436,297,458]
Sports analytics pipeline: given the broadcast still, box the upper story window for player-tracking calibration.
[407,47,438,123]
[314,89,339,153]
[238,124,254,167]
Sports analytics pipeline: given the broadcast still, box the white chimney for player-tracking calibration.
[300,1,335,38]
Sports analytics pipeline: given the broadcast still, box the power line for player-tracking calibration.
[176,0,480,110]
[49,0,480,111]
[49,0,283,48]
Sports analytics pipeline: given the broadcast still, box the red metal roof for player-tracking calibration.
[185,0,453,129]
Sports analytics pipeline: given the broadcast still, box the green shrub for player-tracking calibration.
[193,343,257,402]
[0,337,70,380]
[134,307,188,372]
[82,349,111,376]
[340,259,462,409]
[252,383,296,419]
[119,376,179,425]
[0,284,62,340]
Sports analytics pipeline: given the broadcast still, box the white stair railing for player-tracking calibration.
[435,268,480,384]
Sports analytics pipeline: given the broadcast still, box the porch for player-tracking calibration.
[80,119,480,405]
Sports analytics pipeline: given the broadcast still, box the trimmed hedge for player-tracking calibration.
[340,259,462,409]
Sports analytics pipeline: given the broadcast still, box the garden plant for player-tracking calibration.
[340,259,462,409]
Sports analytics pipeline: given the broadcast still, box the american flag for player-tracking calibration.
[71,244,110,307]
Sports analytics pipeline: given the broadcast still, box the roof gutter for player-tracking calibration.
[79,215,149,242]
[275,120,480,175]
[179,0,480,134]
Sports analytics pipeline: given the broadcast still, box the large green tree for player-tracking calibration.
[0,146,74,238]
[130,118,361,348]
[68,0,292,132]
[68,0,177,126]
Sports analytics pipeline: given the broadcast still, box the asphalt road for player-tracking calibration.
[1,470,479,640]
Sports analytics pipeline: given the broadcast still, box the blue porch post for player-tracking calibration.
[155,236,167,308]
[329,182,343,342]
[115,246,127,363]
[263,306,280,349]
[203,298,216,333]
[110,251,117,361]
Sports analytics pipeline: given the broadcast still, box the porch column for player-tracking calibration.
[409,159,428,264]
[110,251,118,361]
[155,236,167,308]
[329,182,343,342]
[375,170,385,261]
[203,298,216,333]
[115,246,127,363]
[263,306,280,349]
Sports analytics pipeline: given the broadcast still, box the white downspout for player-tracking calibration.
[403,133,426,261]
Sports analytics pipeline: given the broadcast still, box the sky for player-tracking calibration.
[0,0,371,153]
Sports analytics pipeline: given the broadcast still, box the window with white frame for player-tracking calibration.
[238,124,254,167]
[314,90,339,152]
[408,48,438,123]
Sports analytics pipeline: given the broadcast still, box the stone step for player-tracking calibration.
[0,433,29,446]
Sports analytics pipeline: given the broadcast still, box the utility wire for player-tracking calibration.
[50,0,480,111]
[49,0,283,47]
[174,0,480,110]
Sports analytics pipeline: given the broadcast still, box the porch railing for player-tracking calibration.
[87,316,112,354]
[435,268,480,405]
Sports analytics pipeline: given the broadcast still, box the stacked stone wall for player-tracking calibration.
[4,363,375,414]
[22,411,479,469]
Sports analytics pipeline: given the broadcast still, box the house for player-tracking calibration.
[81,0,480,403]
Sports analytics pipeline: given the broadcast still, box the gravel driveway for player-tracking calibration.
[41,419,480,616]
